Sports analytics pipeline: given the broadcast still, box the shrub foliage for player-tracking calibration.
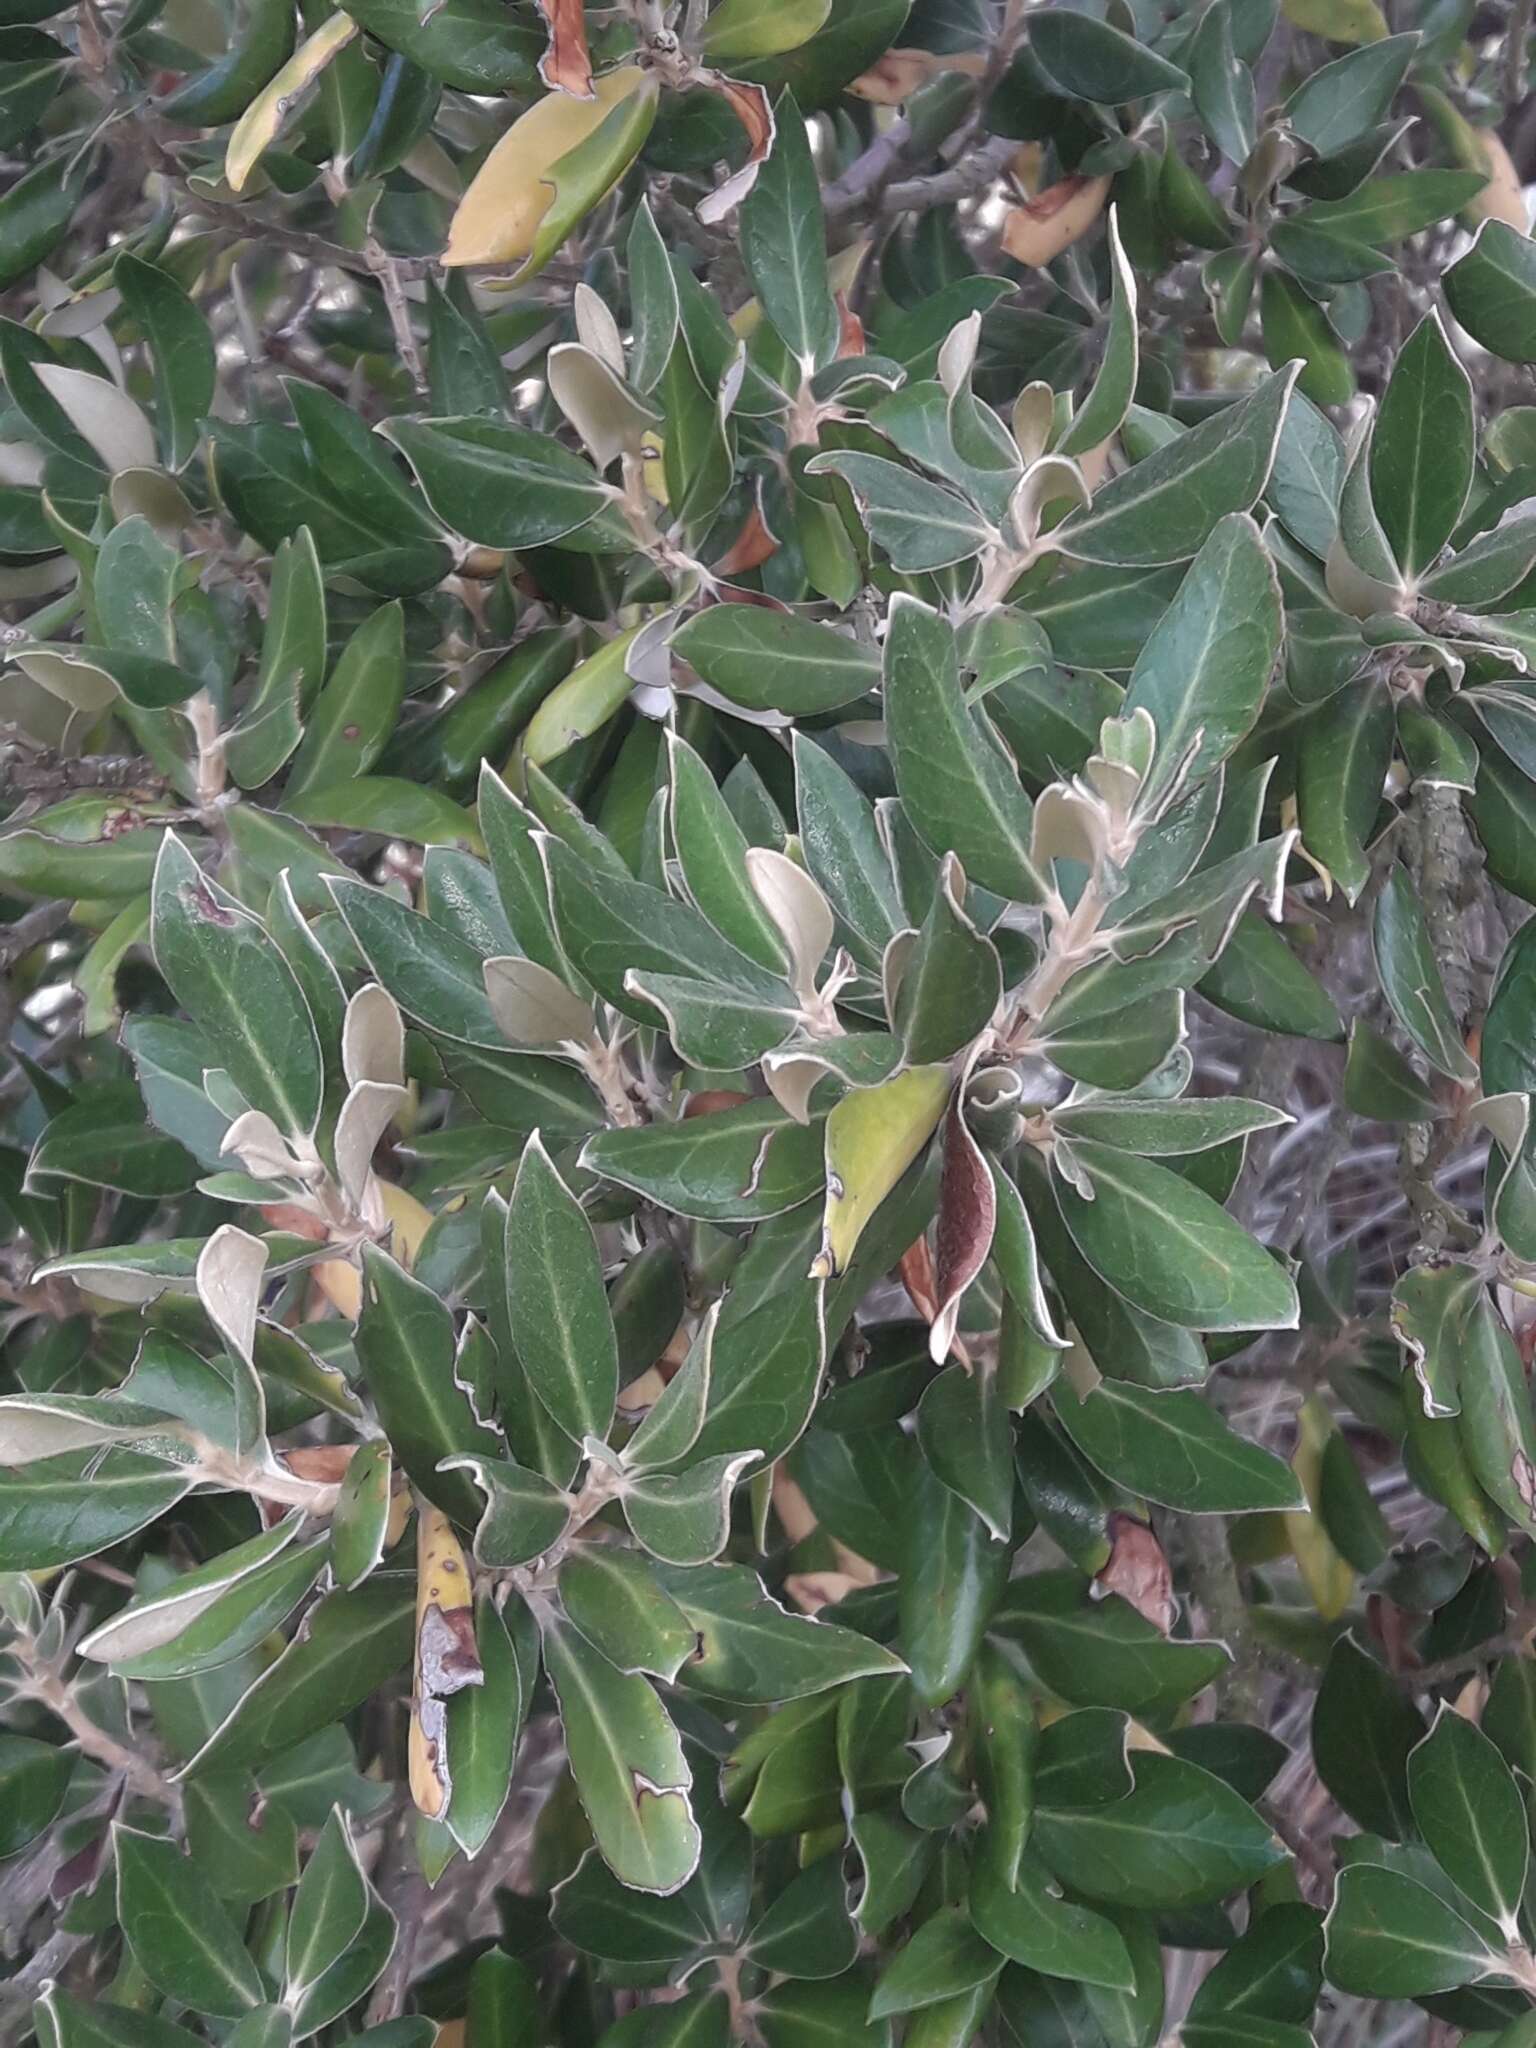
[5,0,1536,2042]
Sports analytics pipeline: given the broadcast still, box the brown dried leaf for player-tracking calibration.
[929,1093,996,1364]
[534,0,594,97]
[848,46,986,102]
[1095,1513,1175,1636]
[712,500,779,578]
[1001,174,1112,267]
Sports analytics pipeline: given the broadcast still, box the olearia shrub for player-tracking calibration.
[5,0,1536,2042]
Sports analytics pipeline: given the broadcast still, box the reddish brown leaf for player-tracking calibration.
[684,1089,754,1118]
[695,74,774,223]
[898,1233,941,1326]
[835,291,866,359]
[1095,1514,1175,1636]
[712,497,779,578]
[929,1095,996,1363]
[533,0,594,97]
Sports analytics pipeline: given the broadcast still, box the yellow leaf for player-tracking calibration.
[1280,0,1386,41]
[442,66,656,276]
[313,1258,362,1319]
[811,1064,950,1280]
[1284,1395,1355,1623]
[516,622,645,772]
[225,11,359,194]
[381,1180,435,1269]
[1001,174,1112,268]
[409,1504,476,1818]
[700,0,831,65]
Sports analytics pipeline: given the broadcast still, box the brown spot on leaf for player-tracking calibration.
[180,875,238,926]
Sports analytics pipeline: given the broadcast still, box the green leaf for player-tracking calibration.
[1031,1751,1282,1908]
[1456,1294,1536,1538]
[1295,673,1393,905]
[1445,219,1536,365]
[1369,313,1473,582]
[541,1609,701,1894]
[0,1448,193,1570]
[1344,1012,1447,1124]
[654,1558,907,1701]
[115,1823,266,2016]
[899,1455,1010,1708]
[1283,33,1418,156]
[746,1856,859,1980]
[1372,862,1477,1083]
[1187,1902,1323,2026]
[285,1809,370,2000]
[740,93,838,371]
[884,595,1041,904]
[1188,2,1254,162]
[970,1852,1136,1993]
[330,878,501,1045]
[449,1455,571,1566]
[506,1131,619,1442]
[0,1734,71,1857]
[0,148,91,291]
[224,530,327,789]
[183,1776,300,1905]
[1051,1139,1299,1333]
[869,1909,1001,2021]
[114,252,216,473]
[670,606,879,717]
[559,1546,697,1682]
[35,1991,203,2048]
[330,0,537,88]
[1055,368,1296,567]
[665,732,791,973]
[582,1099,824,1222]
[152,833,323,1139]
[354,1244,502,1525]
[994,1571,1228,1714]
[1053,1375,1303,1514]
[1272,173,1486,283]
[79,1517,325,1679]
[1027,7,1188,99]
[26,1086,196,1197]
[330,1439,393,1592]
[184,1576,414,1779]
[916,1363,1013,1541]
[1119,513,1280,811]
[285,602,405,796]
[1408,1707,1529,1935]
[1312,1634,1426,1839]
[626,197,678,393]
[1323,1862,1494,1998]
[806,452,992,572]
[383,416,624,550]
[1059,209,1138,458]
[544,837,787,1024]
[622,1451,759,1565]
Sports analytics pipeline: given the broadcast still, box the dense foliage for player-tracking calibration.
[7,0,1536,2041]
